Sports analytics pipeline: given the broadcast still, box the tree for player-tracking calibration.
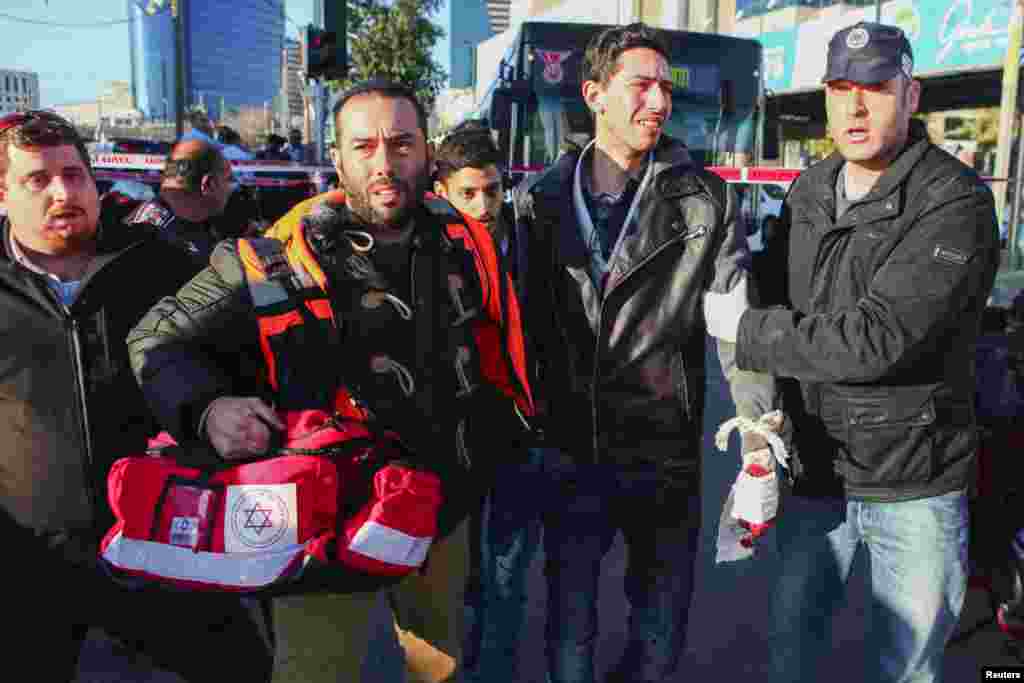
[328,0,448,117]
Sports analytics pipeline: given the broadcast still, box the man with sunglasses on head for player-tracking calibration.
[0,110,272,682]
[126,138,241,266]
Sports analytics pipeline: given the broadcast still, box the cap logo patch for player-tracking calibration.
[901,53,913,78]
[846,28,870,49]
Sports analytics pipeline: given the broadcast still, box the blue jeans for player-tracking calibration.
[463,447,554,682]
[769,489,969,683]
[543,462,701,683]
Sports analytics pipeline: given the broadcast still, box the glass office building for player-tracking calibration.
[128,0,285,122]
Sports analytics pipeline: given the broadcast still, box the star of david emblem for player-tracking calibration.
[229,488,291,549]
[243,503,275,535]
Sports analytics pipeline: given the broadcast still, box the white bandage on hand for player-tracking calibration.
[714,409,788,470]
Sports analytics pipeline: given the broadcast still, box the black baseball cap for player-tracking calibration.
[822,22,914,85]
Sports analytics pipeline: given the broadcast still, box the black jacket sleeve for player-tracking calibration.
[514,179,553,412]
[736,177,999,384]
[127,240,259,441]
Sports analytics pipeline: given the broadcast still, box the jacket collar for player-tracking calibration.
[807,120,931,231]
[0,213,146,310]
[534,134,694,198]
[530,135,698,294]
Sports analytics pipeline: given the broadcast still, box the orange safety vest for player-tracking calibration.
[242,192,534,420]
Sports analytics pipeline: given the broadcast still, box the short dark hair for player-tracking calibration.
[187,109,213,133]
[331,78,429,141]
[215,125,241,146]
[162,140,225,193]
[0,110,92,181]
[434,120,502,183]
[581,22,670,86]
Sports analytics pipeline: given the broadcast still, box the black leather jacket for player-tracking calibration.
[516,135,775,484]
[737,121,1000,501]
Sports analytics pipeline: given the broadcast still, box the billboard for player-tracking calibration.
[757,0,1014,93]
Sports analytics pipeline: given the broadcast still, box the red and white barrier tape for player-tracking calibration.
[92,154,1003,188]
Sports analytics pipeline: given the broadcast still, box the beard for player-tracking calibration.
[337,167,430,234]
[44,229,97,255]
[34,213,99,256]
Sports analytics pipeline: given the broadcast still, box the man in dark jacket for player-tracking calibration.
[125,138,239,266]
[0,110,272,681]
[704,23,1000,682]
[433,119,545,683]
[515,24,777,683]
[128,79,533,683]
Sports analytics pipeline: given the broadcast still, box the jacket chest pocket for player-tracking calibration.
[843,227,898,289]
[839,390,936,488]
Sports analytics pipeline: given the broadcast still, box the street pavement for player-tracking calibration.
[77,338,1023,681]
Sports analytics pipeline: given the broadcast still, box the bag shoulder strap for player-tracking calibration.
[238,237,313,310]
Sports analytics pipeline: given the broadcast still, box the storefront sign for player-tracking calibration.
[754,0,1012,93]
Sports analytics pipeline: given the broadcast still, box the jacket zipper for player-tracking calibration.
[589,232,688,463]
[68,316,97,512]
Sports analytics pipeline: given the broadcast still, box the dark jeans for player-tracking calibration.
[543,462,702,683]
[14,558,273,682]
[464,448,553,682]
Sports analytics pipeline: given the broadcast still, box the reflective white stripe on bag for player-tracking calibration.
[346,521,432,567]
[102,532,307,588]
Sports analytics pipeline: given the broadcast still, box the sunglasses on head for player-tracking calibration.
[0,110,75,137]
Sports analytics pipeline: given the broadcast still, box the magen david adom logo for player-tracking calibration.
[226,485,297,552]
[539,50,572,85]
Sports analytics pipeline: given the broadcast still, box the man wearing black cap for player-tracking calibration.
[128,78,534,683]
[704,21,999,682]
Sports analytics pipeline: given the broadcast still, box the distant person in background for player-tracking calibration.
[125,139,238,266]
[215,125,255,161]
[283,128,308,163]
[280,126,307,162]
[181,109,217,146]
[257,133,291,161]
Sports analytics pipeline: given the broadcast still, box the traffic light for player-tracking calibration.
[304,2,347,81]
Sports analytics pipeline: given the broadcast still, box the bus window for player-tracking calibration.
[522,91,756,169]
[524,95,591,166]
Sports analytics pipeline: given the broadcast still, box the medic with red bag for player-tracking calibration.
[112,84,535,603]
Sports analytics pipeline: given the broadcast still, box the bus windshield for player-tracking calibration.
[524,91,756,168]
[510,29,761,171]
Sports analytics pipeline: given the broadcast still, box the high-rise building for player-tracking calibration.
[127,0,285,123]
[448,0,495,88]
[486,0,513,34]
[281,37,305,129]
[0,69,40,116]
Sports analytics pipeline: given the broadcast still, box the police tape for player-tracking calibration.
[94,168,320,188]
[91,154,1005,189]
[510,164,1004,186]
[90,153,337,188]
[510,163,805,185]
[90,153,336,176]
